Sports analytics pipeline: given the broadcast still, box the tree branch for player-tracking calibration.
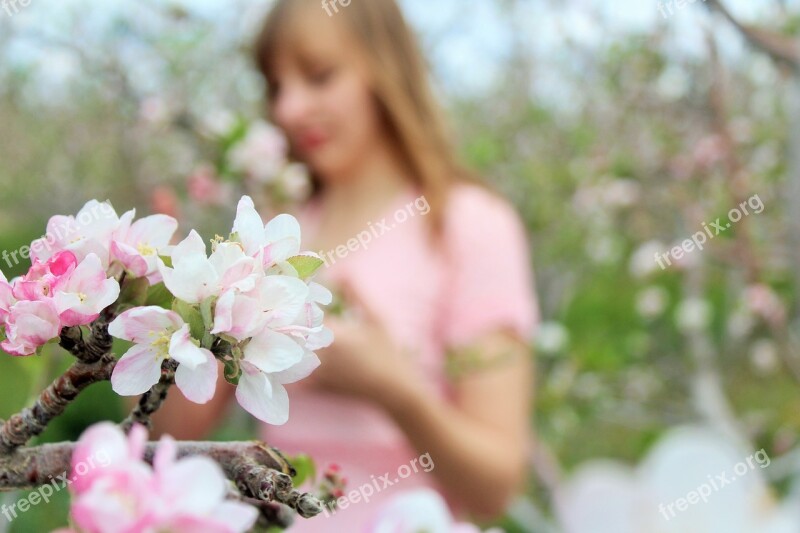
[120,361,177,433]
[705,0,800,69]
[0,440,321,519]
[0,353,117,454]
[0,304,120,453]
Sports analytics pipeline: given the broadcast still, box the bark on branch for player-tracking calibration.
[0,353,117,454]
[0,440,322,520]
[120,361,177,433]
[0,301,322,526]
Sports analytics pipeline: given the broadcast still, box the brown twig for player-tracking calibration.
[0,306,119,454]
[120,360,178,433]
[0,353,117,454]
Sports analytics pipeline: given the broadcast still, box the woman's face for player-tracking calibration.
[269,16,384,182]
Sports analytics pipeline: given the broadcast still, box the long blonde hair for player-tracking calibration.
[252,0,482,236]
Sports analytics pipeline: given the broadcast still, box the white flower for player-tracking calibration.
[536,321,569,354]
[158,231,258,304]
[675,298,712,333]
[636,286,669,319]
[236,350,320,425]
[556,426,800,533]
[630,241,667,279]
[109,307,218,404]
[231,196,301,268]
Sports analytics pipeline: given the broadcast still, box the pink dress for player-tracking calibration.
[261,181,540,531]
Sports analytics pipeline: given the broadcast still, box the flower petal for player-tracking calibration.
[236,370,289,425]
[108,307,183,344]
[272,352,321,385]
[169,325,207,369]
[175,349,218,404]
[243,329,304,374]
[111,344,163,396]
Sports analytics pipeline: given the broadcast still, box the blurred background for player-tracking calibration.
[1,0,799,531]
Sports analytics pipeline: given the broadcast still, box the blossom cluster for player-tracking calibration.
[0,198,173,356]
[56,422,257,533]
[186,119,311,209]
[1,196,332,425]
[111,195,332,423]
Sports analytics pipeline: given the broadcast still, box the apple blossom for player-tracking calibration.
[54,253,120,327]
[29,200,121,267]
[109,306,217,404]
[236,350,321,425]
[12,250,77,302]
[285,281,334,351]
[0,269,12,323]
[555,426,800,533]
[228,121,288,183]
[110,210,178,284]
[158,230,258,304]
[231,196,300,266]
[1,299,62,356]
[67,422,258,533]
[365,488,502,533]
[212,275,309,341]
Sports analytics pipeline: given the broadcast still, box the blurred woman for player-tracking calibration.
[154,0,539,529]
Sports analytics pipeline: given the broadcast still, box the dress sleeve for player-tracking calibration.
[439,184,540,349]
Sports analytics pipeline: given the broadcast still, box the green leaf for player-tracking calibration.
[200,296,216,329]
[158,254,173,268]
[288,454,317,487]
[173,299,205,340]
[145,282,174,309]
[287,255,324,279]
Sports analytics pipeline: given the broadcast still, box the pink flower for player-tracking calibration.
[68,422,258,533]
[228,121,288,183]
[187,164,226,206]
[53,253,120,327]
[744,284,786,328]
[212,275,308,341]
[150,185,182,219]
[0,269,13,323]
[109,306,217,403]
[110,210,178,284]
[1,299,62,356]
[12,251,78,302]
[30,200,122,267]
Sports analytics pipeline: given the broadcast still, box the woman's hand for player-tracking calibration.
[306,281,421,408]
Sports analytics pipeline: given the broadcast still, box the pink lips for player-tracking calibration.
[297,130,329,152]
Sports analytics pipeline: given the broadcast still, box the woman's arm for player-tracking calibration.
[308,300,534,521]
[380,330,534,520]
